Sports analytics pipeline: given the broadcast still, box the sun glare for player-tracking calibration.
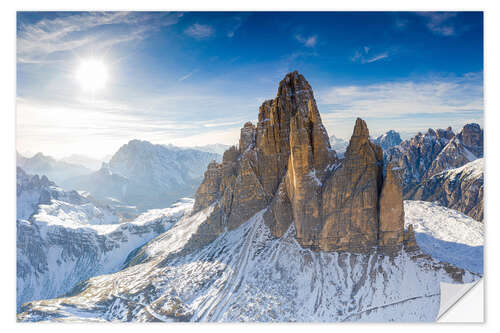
[75,58,109,93]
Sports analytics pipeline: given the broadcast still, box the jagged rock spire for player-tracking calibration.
[352,117,370,138]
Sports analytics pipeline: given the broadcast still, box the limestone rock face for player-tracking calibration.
[320,118,383,252]
[193,161,222,212]
[239,122,256,153]
[378,163,405,252]
[284,81,337,248]
[193,71,407,255]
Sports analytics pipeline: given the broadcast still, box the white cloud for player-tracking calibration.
[17,12,181,63]
[418,12,458,36]
[226,17,243,38]
[295,34,317,48]
[317,73,483,120]
[203,120,245,128]
[365,52,389,63]
[394,18,409,30]
[15,83,256,158]
[351,46,389,64]
[184,23,215,39]
[178,69,199,82]
[316,74,483,140]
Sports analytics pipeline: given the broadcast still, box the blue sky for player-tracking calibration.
[16,11,483,158]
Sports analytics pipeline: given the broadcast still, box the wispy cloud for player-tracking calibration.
[184,23,215,39]
[17,12,181,63]
[318,73,483,119]
[351,46,389,64]
[226,17,243,38]
[365,53,389,63]
[418,12,458,36]
[178,69,198,82]
[394,17,409,30]
[295,34,317,47]
[317,73,483,139]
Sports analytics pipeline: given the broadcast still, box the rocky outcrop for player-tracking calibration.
[192,161,222,212]
[193,71,407,255]
[406,158,484,221]
[403,224,418,252]
[378,164,405,253]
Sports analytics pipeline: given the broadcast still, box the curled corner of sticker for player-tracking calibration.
[437,278,483,321]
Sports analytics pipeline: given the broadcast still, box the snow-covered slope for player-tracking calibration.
[17,167,120,224]
[404,200,483,274]
[17,198,193,311]
[16,167,194,310]
[18,201,481,322]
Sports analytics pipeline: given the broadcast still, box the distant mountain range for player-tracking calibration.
[385,123,483,221]
[61,140,220,212]
[372,130,402,151]
[60,154,104,171]
[17,152,91,185]
[192,143,231,155]
[329,130,403,157]
[328,135,349,157]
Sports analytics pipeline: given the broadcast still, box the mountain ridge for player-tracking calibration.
[61,140,220,212]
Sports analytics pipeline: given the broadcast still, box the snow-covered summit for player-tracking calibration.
[372,130,402,151]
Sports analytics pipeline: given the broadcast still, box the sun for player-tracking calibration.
[75,58,109,93]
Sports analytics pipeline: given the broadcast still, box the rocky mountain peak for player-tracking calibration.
[277,70,314,99]
[352,117,370,138]
[194,72,408,255]
[372,130,402,151]
[457,123,483,157]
